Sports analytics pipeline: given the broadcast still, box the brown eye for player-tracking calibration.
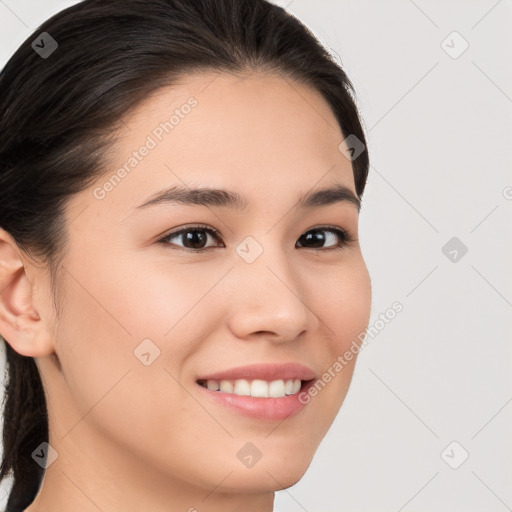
[160,226,223,252]
[296,227,353,250]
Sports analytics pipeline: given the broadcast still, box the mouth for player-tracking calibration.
[196,377,315,398]
[194,362,317,420]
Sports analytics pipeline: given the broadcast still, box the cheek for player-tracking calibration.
[52,271,136,415]
[313,257,372,355]
[52,263,223,476]
[99,254,227,340]
[341,261,372,343]
[293,257,371,429]
[54,252,227,403]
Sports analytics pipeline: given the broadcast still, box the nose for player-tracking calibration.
[226,246,320,344]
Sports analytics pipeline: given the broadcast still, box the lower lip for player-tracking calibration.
[196,380,314,421]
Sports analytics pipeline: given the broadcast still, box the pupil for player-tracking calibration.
[184,230,207,249]
[301,230,324,248]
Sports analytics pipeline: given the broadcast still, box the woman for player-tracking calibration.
[0,0,371,510]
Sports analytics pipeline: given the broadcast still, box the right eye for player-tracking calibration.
[158,225,225,253]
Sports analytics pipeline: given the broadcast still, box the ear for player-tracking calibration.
[0,227,55,357]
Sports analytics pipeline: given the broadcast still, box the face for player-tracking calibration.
[35,71,371,499]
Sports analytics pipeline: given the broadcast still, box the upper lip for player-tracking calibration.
[196,363,316,382]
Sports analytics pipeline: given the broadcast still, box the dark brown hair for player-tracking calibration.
[0,0,369,509]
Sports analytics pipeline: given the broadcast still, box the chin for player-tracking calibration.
[218,448,314,493]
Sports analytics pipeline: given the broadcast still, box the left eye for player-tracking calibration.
[159,225,353,252]
[296,227,353,250]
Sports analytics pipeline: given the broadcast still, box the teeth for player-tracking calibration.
[234,379,251,396]
[219,380,233,393]
[200,378,303,398]
[207,380,220,391]
[268,379,285,397]
[251,379,268,397]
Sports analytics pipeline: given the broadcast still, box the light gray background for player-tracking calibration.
[0,0,511,510]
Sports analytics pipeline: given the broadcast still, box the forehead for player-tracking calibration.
[83,70,356,218]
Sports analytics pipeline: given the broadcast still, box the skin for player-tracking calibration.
[0,70,371,512]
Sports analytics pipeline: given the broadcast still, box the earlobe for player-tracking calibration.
[0,228,53,357]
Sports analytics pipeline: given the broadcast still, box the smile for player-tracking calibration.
[197,378,303,398]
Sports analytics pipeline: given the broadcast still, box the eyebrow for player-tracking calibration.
[135,183,360,212]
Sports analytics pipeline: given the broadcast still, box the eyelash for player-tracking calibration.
[158,224,355,253]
